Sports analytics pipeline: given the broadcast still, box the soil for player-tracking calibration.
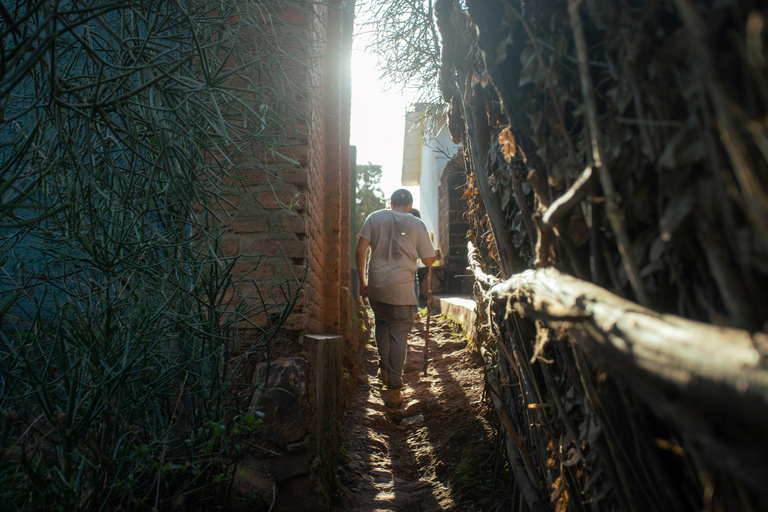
[334,313,506,512]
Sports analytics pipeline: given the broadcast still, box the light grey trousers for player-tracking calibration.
[369,299,414,389]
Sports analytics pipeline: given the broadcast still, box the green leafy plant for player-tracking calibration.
[0,0,308,509]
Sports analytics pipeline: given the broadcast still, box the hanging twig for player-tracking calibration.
[467,241,500,291]
[541,166,597,228]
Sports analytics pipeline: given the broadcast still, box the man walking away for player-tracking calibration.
[356,189,438,408]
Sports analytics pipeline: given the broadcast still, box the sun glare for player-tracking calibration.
[350,37,420,208]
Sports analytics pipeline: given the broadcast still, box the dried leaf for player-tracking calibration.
[501,187,512,211]
[654,438,686,456]
[498,128,517,163]
[550,475,565,502]
[556,490,569,512]
[527,109,544,135]
[660,188,694,241]
[582,467,603,494]
[531,321,554,364]
[587,415,602,445]
[563,447,583,467]
[649,236,665,262]
[606,80,633,115]
[568,210,590,247]
[554,34,568,59]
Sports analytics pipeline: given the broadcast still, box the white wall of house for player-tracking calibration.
[401,109,459,255]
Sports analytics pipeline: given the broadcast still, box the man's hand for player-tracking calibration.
[421,254,439,267]
[421,249,441,267]
[355,236,370,304]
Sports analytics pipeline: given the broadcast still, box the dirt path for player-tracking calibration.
[335,314,502,512]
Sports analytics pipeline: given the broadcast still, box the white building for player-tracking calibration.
[401,106,460,259]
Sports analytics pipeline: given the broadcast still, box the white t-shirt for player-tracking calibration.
[358,209,436,305]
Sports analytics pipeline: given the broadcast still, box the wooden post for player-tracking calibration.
[423,233,435,376]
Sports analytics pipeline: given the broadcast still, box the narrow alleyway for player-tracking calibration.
[335,315,505,511]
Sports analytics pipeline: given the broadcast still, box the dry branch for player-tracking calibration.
[489,267,768,490]
[467,241,500,290]
[541,166,596,228]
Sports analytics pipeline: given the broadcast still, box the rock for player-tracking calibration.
[250,357,309,446]
[371,468,391,481]
[231,465,275,508]
[407,480,433,491]
[253,452,312,482]
[274,475,314,510]
[434,460,447,480]
[286,438,308,453]
[368,437,388,454]
[391,400,424,421]
[400,414,425,426]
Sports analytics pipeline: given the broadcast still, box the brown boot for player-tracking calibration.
[377,368,388,386]
[383,387,402,408]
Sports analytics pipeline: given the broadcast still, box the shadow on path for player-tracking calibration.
[336,315,502,511]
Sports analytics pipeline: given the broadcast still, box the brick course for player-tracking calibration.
[255,191,307,211]
[282,216,307,233]
[255,240,307,259]
[221,240,240,256]
[220,0,351,340]
[223,216,271,234]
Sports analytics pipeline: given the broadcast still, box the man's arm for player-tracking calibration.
[355,237,370,300]
[421,254,438,267]
[416,224,438,267]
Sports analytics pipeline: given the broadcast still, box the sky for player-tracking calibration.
[349,36,421,208]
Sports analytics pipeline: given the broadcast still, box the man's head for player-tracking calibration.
[390,189,413,211]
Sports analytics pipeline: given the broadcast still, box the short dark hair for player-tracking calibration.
[390,189,413,206]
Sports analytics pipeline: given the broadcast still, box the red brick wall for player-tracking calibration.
[322,0,341,334]
[221,0,352,336]
[339,2,354,292]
